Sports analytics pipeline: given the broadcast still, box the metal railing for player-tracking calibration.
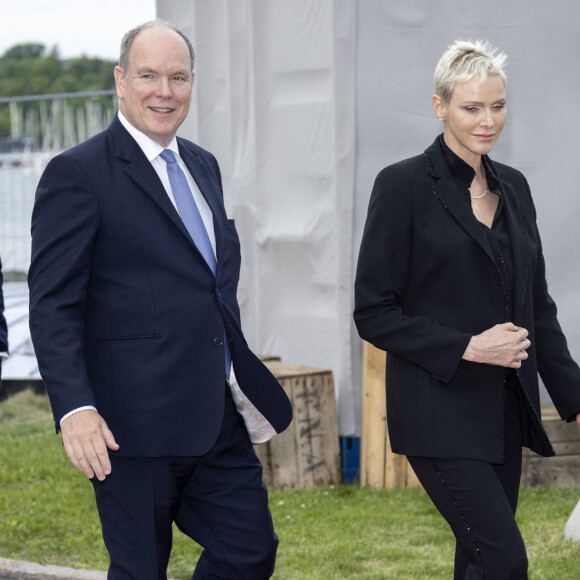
[0,90,118,274]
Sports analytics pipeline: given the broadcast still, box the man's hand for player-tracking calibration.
[60,410,119,481]
[463,322,531,368]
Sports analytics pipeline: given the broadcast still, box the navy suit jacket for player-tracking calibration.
[355,136,580,462]
[29,116,291,457]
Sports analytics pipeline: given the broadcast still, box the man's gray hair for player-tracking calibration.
[434,40,507,104]
[119,19,195,75]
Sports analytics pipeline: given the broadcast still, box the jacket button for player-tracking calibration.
[216,288,221,298]
[213,336,223,346]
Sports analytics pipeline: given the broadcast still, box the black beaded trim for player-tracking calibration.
[429,458,486,578]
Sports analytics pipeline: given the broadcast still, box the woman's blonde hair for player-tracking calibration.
[434,40,507,103]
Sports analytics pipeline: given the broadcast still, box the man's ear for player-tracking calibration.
[114,66,126,100]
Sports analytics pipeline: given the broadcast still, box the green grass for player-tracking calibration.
[1,390,580,579]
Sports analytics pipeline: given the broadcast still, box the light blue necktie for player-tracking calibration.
[160,149,230,376]
[160,149,216,274]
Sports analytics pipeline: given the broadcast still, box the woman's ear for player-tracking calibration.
[432,94,446,121]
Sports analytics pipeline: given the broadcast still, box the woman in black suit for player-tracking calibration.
[354,40,580,579]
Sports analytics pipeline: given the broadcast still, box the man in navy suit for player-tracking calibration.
[0,256,7,386]
[29,20,291,580]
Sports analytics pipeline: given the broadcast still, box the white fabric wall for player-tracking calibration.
[157,0,358,434]
[158,0,580,434]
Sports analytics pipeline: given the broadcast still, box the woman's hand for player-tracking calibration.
[463,322,531,368]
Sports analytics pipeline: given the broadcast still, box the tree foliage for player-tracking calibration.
[0,43,115,98]
[0,43,116,138]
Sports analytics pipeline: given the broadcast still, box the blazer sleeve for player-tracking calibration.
[523,176,580,419]
[354,165,472,383]
[28,153,100,424]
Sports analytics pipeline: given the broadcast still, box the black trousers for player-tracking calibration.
[92,383,278,580]
[408,379,528,580]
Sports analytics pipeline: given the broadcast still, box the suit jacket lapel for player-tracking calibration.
[425,140,496,266]
[501,179,531,325]
[178,142,226,275]
[425,136,532,326]
[110,118,193,243]
[109,119,221,274]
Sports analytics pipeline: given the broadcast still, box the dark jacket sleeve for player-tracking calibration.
[0,256,7,353]
[521,175,580,420]
[28,153,99,423]
[354,164,471,383]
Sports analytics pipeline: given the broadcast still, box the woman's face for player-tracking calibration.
[433,75,507,168]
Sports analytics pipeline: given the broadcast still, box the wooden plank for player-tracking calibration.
[540,406,561,421]
[523,441,580,457]
[298,372,341,487]
[254,440,273,487]
[520,456,532,485]
[543,421,579,442]
[264,360,331,379]
[257,354,282,362]
[312,372,341,486]
[290,375,315,488]
[361,341,387,489]
[384,432,397,488]
[255,376,299,490]
[360,341,422,490]
[385,449,407,488]
[551,440,580,456]
[521,405,580,488]
[525,455,580,487]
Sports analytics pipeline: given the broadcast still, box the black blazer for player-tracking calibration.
[354,136,580,462]
[29,116,291,457]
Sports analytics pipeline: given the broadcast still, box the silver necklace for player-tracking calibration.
[471,164,488,199]
[470,189,488,199]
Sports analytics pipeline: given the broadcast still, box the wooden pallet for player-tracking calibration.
[521,405,580,487]
[256,361,341,490]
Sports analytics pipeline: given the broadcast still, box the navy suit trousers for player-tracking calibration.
[92,384,278,580]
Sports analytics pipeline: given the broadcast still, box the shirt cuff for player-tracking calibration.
[0,351,8,360]
[60,406,98,426]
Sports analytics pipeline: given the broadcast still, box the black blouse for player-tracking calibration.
[439,136,515,322]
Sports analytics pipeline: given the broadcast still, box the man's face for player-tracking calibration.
[114,27,194,147]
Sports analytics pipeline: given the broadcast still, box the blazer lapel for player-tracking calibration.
[501,178,531,326]
[110,119,193,244]
[109,119,220,274]
[425,136,532,326]
[179,143,226,275]
[425,141,496,266]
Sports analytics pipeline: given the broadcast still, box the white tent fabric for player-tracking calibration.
[158,0,580,435]
[159,0,358,434]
